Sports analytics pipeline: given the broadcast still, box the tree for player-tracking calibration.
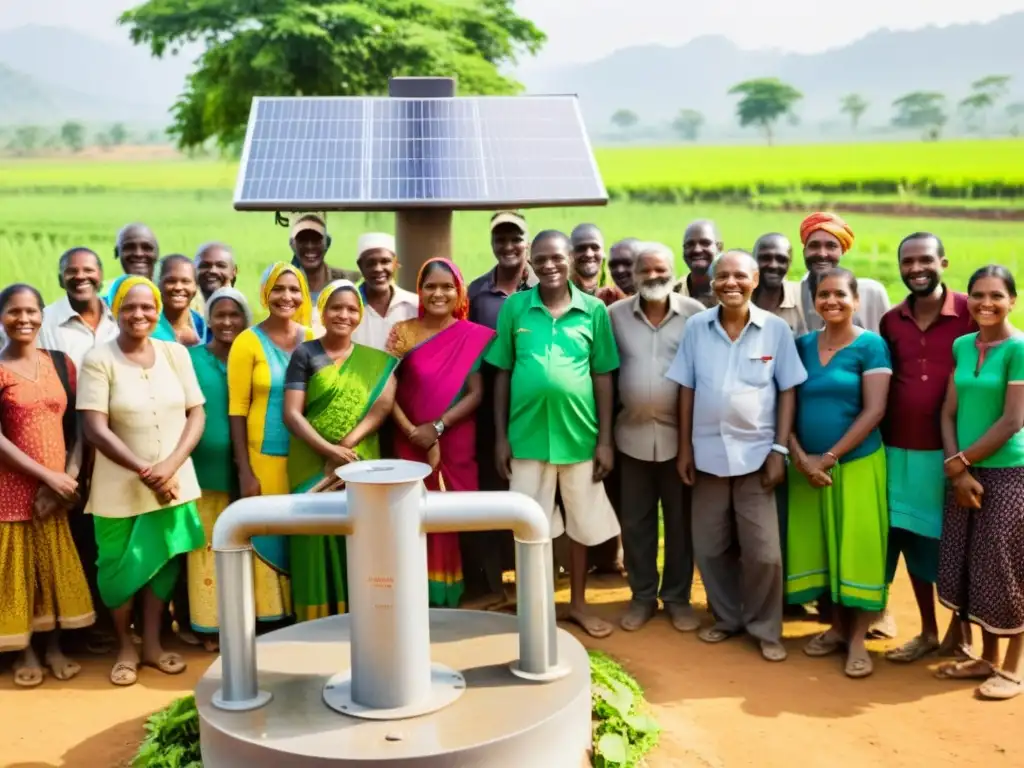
[109,123,129,146]
[839,94,868,131]
[7,125,42,156]
[60,121,86,152]
[727,78,802,145]
[610,109,639,132]
[960,75,1011,134]
[670,109,704,141]
[891,92,947,140]
[1007,102,1024,135]
[119,0,546,152]
[973,74,1011,100]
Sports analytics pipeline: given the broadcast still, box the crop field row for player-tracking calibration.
[2,139,1023,202]
[2,191,1022,318]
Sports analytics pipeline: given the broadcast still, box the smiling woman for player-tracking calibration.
[152,255,207,346]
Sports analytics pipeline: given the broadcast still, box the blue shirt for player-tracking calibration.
[795,330,892,463]
[666,304,807,478]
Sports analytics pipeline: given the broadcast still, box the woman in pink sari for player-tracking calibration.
[386,258,496,607]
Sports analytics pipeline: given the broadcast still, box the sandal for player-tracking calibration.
[885,634,940,664]
[698,626,738,644]
[46,653,82,681]
[110,660,138,687]
[760,641,788,662]
[804,632,845,657]
[141,652,187,675]
[13,664,45,688]
[845,653,874,679]
[935,659,993,680]
[977,670,1024,701]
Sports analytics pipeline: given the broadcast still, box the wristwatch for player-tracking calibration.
[770,443,790,456]
[433,420,446,437]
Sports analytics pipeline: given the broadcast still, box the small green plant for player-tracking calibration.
[133,695,202,768]
[590,650,660,767]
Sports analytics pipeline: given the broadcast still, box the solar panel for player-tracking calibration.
[233,96,607,211]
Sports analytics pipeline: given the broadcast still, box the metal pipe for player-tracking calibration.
[422,491,566,680]
[421,491,550,544]
[211,493,352,711]
[212,493,354,551]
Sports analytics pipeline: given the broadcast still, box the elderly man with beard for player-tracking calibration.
[673,220,721,308]
[880,233,976,664]
[668,250,807,661]
[38,246,120,653]
[571,223,626,306]
[752,233,806,335]
[609,243,704,632]
[799,212,890,333]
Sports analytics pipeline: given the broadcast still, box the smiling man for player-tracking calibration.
[350,232,418,351]
[571,223,625,306]
[192,242,238,315]
[799,212,890,333]
[880,232,976,664]
[115,223,159,280]
[752,233,806,335]
[668,249,806,662]
[488,230,621,639]
[673,220,722,308]
[289,213,361,305]
[608,238,641,296]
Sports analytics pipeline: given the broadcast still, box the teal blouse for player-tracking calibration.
[795,330,892,463]
[188,344,235,493]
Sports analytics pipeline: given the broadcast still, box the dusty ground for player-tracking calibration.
[1,567,1021,768]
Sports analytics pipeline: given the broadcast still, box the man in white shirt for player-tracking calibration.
[351,233,419,351]
[39,247,119,369]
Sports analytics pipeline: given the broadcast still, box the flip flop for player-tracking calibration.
[566,610,614,639]
[760,641,788,662]
[804,632,845,657]
[176,630,201,647]
[845,653,874,679]
[697,626,738,644]
[867,612,898,640]
[110,660,138,687]
[885,635,941,663]
[935,659,993,680]
[141,652,187,675]
[46,655,82,681]
[977,670,1024,701]
[13,664,45,688]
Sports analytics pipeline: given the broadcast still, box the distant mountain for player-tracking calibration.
[0,24,192,124]
[4,15,1024,133]
[523,12,1024,134]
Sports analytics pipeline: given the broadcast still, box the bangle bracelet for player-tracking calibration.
[944,451,970,467]
[824,451,838,463]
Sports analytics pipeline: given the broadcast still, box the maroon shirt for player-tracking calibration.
[880,288,976,450]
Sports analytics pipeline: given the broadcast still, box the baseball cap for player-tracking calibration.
[291,213,327,239]
[490,211,527,235]
[357,232,397,260]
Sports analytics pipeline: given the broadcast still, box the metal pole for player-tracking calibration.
[340,460,434,710]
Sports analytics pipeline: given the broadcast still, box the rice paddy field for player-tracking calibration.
[1,138,1023,311]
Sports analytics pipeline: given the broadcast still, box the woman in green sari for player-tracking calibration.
[282,280,398,621]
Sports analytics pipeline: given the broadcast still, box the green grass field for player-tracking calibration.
[1,146,1023,314]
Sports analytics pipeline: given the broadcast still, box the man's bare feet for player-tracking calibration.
[45,648,82,681]
[567,606,614,638]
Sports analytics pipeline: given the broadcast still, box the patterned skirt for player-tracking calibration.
[0,515,96,651]
[937,466,1024,635]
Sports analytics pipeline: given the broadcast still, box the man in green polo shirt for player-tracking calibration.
[488,229,622,639]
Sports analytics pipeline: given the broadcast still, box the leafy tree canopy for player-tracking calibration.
[119,0,546,151]
[671,108,704,141]
[610,108,639,129]
[727,78,802,145]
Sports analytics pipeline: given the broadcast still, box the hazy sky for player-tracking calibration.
[2,0,1023,68]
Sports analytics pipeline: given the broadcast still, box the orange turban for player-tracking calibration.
[799,212,855,253]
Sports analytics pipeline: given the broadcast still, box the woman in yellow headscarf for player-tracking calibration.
[281,280,398,620]
[78,276,206,686]
[226,263,313,622]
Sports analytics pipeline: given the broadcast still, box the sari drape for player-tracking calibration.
[391,319,496,607]
[286,343,397,621]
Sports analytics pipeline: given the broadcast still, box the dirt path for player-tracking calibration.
[1,568,1021,767]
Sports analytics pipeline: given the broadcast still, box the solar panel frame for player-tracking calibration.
[233,95,608,212]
